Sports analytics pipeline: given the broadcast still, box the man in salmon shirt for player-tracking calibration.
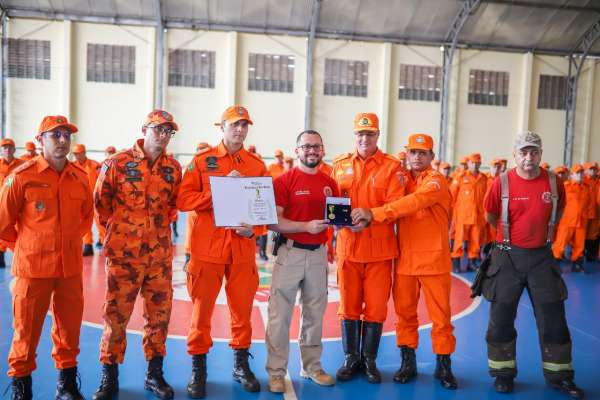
[177,105,268,398]
[483,131,583,398]
[268,149,285,179]
[92,110,182,400]
[331,112,404,384]
[352,133,458,390]
[450,153,488,272]
[552,164,590,272]
[0,138,25,268]
[72,143,101,256]
[19,141,38,161]
[0,115,92,400]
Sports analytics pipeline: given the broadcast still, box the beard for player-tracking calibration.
[300,156,321,168]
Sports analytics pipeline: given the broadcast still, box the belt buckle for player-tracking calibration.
[498,243,512,251]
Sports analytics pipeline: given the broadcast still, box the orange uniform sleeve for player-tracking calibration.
[169,161,183,222]
[0,174,25,245]
[80,175,94,237]
[176,159,214,213]
[94,160,115,228]
[372,175,447,223]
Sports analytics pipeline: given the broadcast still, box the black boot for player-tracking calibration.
[434,354,457,389]
[451,257,461,273]
[10,375,32,400]
[187,354,207,399]
[467,258,479,271]
[95,241,102,249]
[494,376,514,393]
[145,356,174,399]
[93,364,118,400]
[258,235,268,261]
[547,379,584,399]
[571,258,583,273]
[82,244,94,257]
[361,321,383,384]
[393,346,417,383]
[56,367,84,400]
[336,319,363,381]
[0,251,6,268]
[232,349,260,392]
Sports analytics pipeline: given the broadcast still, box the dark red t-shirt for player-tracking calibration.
[485,168,565,248]
[274,167,339,245]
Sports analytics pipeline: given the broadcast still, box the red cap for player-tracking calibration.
[571,164,584,173]
[25,141,36,151]
[468,153,481,163]
[105,146,116,153]
[554,165,568,174]
[37,115,78,138]
[582,162,598,170]
[540,162,550,170]
[0,138,15,147]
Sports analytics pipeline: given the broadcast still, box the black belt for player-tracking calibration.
[286,238,321,251]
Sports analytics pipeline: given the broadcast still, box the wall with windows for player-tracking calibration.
[3,17,600,166]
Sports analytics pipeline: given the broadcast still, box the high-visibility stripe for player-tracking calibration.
[543,362,573,372]
[488,359,516,369]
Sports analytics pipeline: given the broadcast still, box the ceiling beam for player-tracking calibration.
[482,0,600,13]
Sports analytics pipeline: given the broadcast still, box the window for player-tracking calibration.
[468,69,509,106]
[248,53,294,93]
[168,49,215,88]
[537,74,567,110]
[324,59,368,97]
[398,64,441,101]
[7,38,51,80]
[86,43,135,84]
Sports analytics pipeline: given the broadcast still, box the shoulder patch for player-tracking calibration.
[333,153,352,164]
[10,159,37,175]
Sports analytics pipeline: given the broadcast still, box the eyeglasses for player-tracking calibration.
[149,125,176,137]
[355,132,378,139]
[44,131,72,140]
[297,144,323,152]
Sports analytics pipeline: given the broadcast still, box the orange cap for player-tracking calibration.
[490,158,502,166]
[37,115,78,138]
[284,156,293,163]
[440,162,451,170]
[353,113,379,133]
[247,145,256,153]
[571,164,584,173]
[406,133,433,151]
[460,157,468,164]
[72,144,86,153]
[397,151,406,160]
[499,158,507,164]
[215,105,253,126]
[432,159,441,166]
[0,138,15,147]
[274,149,284,157]
[105,146,116,153]
[582,162,598,170]
[144,109,179,131]
[554,165,568,174]
[540,162,550,170]
[468,153,481,163]
[25,141,36,151]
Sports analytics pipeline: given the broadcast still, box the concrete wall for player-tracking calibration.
[3,18,599,167]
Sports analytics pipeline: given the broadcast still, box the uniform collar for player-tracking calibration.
[132,139,148,161]
[35,155,78,177]
[215,140,248,159]
[352,148,383,165]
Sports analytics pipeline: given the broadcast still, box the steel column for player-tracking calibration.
[154,0,165,109]
[304,0,321,130]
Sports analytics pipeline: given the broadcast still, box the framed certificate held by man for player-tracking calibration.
[209,176,278,227]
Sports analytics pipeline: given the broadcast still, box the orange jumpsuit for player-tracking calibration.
[94,139,182,364]
[177,141,268,355]
[75,157,101,245]
[371,167,456,354]
[268,162,285,179]
[19,153,37,162]
[0,157,25,252]
[332,150,404,323]
[450,171,488,259]
[552,180,590,261]
[0,156,93,377]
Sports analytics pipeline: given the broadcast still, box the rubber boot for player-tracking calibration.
[232,349,260,392]
[92,364,118,400]
[144,356,174,399]
[336,319,362,381]
[361,321,383,383]
[10,375,32,400]
[56,367,84,400]
[571,258,583,273]
[434,354,458,390]
[393,346,417,383]
[547,378,585,399]
[187,354,207,399]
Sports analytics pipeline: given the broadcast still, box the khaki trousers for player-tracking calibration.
[265,241,328,377]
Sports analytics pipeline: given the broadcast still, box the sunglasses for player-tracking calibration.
[44,131,72,140]
[149,125,176,137]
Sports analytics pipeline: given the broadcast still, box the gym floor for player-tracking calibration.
[1,213,599,399]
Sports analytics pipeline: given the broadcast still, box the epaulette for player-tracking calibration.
[10,159,37,175]
[246,150,263,163]
[427,169,443,178]
[383,153,401,163]
[333,153,352,163]
[195,147,213,158]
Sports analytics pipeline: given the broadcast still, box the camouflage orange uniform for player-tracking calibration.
[94,138,182,364]
[0,139,25,256]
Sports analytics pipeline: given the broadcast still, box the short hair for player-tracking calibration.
[296,130,323,145]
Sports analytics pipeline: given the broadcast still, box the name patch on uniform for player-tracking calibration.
[126,161,139,168]
[206,156,218,170]
[161,166,174,174]
[126,169,141,177]
[163,174,174,183]
[125,177,142,182]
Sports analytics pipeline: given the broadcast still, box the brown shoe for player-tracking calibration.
[268,375,286,393]
[300,369,335,386]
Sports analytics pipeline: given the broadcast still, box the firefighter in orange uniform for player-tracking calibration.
[554,165,569,182]
[552,164,589,272]
[396,151,408,170]
[583,162,599,262]
[0,115,92,400]
[0,138,24,268]
[450,157,468,180]
[432,159,441,171]
[19,141,38,161]
[268,149,285,178]
[284,156,294,171]
[439,162,452,183]
[352,133,458,390]
[104,146,116,158]
[96,146,118,247]
[450,153,488,272]
[541,162,550,170]
[482,159,503,258]
[177,105,267,398]
[332,113,404,384]
[72,143,101,256]
[92,110,182,400]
